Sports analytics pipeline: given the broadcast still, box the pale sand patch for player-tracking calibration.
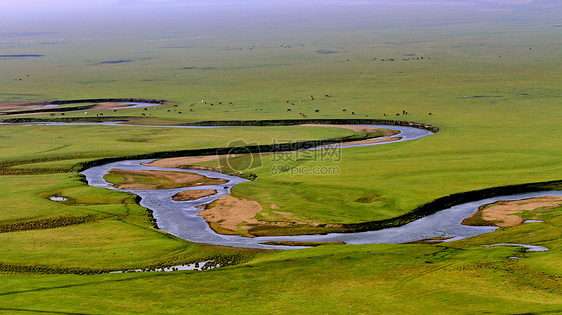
[198,195,261,232]
[106,169,227,190]
[199,195,343,236]
[143,155,229,168]
[466,196,562,227]
[172,189,217,201]
[269,204,280,209]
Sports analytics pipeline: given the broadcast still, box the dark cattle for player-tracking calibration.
[61,113,65,116]
[429,113,432,115]
[114,109,117,112]
[342,109,346,111]
[352,112,355,115]
[190,109,193,112]
[174,104,178,107]
[141,113,145,116]
[99,113,103,116]
[210,103,213,106]
[396,113,400,116]
[219,102,222,104]
[178,112,182,114]
[287,109,291,111]
[315,110,319,112]
[167,110,171,112]
[291,103,294,105]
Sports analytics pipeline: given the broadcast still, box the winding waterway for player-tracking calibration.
[81,125,561,249]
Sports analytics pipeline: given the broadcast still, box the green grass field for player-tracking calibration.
[1,0,561,313]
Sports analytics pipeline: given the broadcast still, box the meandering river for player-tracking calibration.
[81,125,561,249]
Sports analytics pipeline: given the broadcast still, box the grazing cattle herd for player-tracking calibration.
[33,98,433,118]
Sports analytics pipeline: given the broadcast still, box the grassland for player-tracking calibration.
[0,1,561,313]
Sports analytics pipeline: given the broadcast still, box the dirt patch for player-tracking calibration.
[105,168,227,190]
[143,155,230,168]
[172,189,217,201]
[198,194,344,237]
[463,196,562,227]
[198,195,262,234]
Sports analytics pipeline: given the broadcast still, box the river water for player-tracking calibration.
[81,125,560,249]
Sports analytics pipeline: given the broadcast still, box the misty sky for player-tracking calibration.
[1,0,557,36]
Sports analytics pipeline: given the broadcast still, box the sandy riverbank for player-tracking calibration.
[463,196,562,227]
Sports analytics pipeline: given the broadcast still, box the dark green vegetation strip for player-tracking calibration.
[0,253,255,275]
[0,262,106,275]
[189,118,440,132]
[0,215,97,233]
[0,154,122,175]
[47,98,166,105]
